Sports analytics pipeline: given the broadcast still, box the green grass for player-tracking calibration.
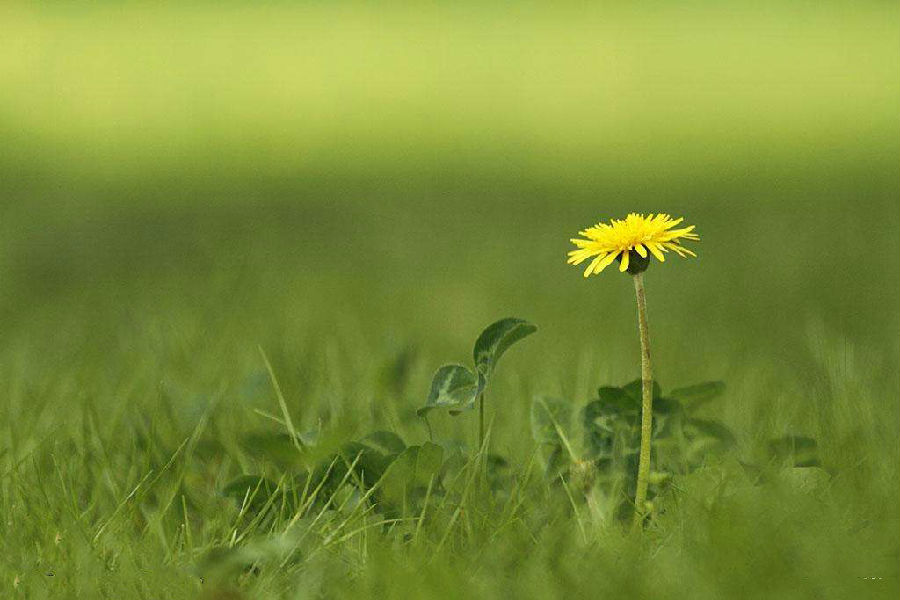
[2,182,897,598]
[1,2,899,599]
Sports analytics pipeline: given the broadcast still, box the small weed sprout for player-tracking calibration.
[417,318,537,450]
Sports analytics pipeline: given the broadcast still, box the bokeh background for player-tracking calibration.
[1,2,898,597]
[2,1,897,413]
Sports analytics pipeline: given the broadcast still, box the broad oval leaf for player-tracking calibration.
[340,441,398,486]
[417,364,480,417]
[378,442,444,511]
[596,386,638,412]
[310,441,396,493]
[382,443,444,488]
[472,318,537,378]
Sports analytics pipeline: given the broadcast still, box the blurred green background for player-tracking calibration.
[2,1,897,397]
[3,2,898,345]
[1,2,898,598]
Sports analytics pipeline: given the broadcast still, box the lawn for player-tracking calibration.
[1,3,899,598]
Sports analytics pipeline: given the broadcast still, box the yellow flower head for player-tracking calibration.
[567,213,699,277]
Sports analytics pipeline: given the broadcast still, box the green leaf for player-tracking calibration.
[379,442,444,510]
[669,381,726,410]
[596,386,638,412]
[581,395,638,460]
[337,441,398,487]
[417,364,481,417]
[308,439,400,495]
[417,442,445,477]
[654,396,683,414]
[622,378,662,405]
[472,318,537,379]
[530,396,572,445]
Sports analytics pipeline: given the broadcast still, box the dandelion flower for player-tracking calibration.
[567,213,699,277]
[564,213,701,527]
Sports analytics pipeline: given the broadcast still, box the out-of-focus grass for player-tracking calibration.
[1,2,898,599]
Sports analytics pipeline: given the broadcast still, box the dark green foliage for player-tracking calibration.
[379,442,444,515]
[531,380,822,521]
[224,379,824,544]
[418,318,536,417]
[223,432,446,521]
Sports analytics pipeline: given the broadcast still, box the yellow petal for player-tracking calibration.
[569,214,698,274]
[664,242,697,258]
[584,253,607,277]
[664,217,684,229]
[594,250,620,273]
[664,226,697,239]
[568,249,596,265]
[647,242,665,262]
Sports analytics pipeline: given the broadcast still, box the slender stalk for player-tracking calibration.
[631,271,653,529]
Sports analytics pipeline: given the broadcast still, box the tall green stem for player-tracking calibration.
[632,271,653,529]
